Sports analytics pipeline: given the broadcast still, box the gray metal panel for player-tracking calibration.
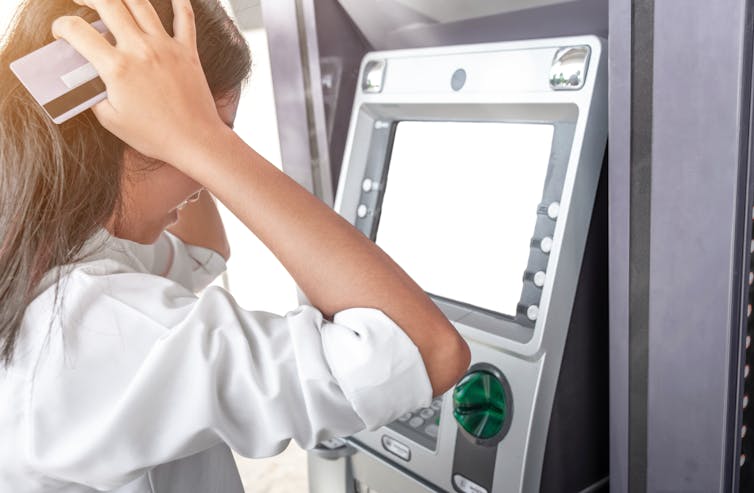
[647,0,750,490]
[260,0,333,204]
[735,15,754,489]
[299,0,335,205]
[335,0,607,51]
[607,0,631,491]
[310,0,371,188]
[260,0,315,192]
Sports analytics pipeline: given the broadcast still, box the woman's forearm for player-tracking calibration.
[185,127,470,395]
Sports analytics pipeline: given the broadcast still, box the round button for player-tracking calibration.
[547,202,560,219]
[533,271,546,288]
[419,408,435,419]
[527,305,539,321]
[453,370,509,442]
[362,178,374,192]
[430,400,442,411]
[408,416,424,428]
[540,237,553,253]
[357,204,368,218]
[451,69,467,91]
[397,413,412,422]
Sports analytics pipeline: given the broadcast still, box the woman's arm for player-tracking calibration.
[167,191,231,261]
[188,130,471,395]
[54,0,470,395]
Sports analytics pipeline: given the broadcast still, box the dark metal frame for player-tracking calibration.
[609,0,754,491]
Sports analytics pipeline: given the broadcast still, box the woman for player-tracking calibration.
[0,0,470,491]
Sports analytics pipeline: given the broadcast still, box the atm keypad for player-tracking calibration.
[386,397,443,451]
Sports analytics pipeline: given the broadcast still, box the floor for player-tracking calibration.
[235,443,309,493]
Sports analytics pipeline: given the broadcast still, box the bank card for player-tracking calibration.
[10,20,111,124]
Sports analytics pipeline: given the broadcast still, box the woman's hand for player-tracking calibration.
[52,0,224,173]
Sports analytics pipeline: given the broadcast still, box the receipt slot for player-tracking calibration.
[309,36,608,493]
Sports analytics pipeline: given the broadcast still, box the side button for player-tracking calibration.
[381,435,411,462]
[453,473,488,493]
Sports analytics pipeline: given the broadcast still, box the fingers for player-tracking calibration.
[52,16,115,70]
[71,0,143,42]
[122,0,167,36]
[92,99,118,127]
[171,0,197,48]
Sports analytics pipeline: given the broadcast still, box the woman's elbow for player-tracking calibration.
[427,329,471,396]
[220,242,231,262]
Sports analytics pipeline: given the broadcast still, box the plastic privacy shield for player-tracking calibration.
[10,20,111,124]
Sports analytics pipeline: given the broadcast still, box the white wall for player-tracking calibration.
[215,27,299,315]
[0,0,20,43]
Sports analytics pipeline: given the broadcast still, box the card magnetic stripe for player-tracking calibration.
[43,77,106,119]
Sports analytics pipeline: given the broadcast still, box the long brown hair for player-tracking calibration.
[0,0,251,364]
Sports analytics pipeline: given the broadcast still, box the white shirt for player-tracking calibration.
[0,230,432,492]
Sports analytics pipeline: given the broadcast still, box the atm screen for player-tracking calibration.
[376,121,554,317]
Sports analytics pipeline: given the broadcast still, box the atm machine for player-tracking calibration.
[244,1,610,492]
[315,38,608,493]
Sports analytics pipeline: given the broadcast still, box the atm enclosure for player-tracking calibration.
[299,36,608,493]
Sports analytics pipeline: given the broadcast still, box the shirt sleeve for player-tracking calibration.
[25,269,432,490]
[124,231,227,292]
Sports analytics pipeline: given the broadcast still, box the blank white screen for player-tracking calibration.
[376,121,554,316]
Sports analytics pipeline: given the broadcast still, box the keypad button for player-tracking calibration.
[397,413,412,422]
[419,408,435,419]
[430,400,442,411]
[408,417,424,428]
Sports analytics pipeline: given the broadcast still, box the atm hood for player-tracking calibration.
[390,0,572,23]
[335,0,592,50]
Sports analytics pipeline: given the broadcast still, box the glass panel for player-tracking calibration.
[376,121,553,317]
